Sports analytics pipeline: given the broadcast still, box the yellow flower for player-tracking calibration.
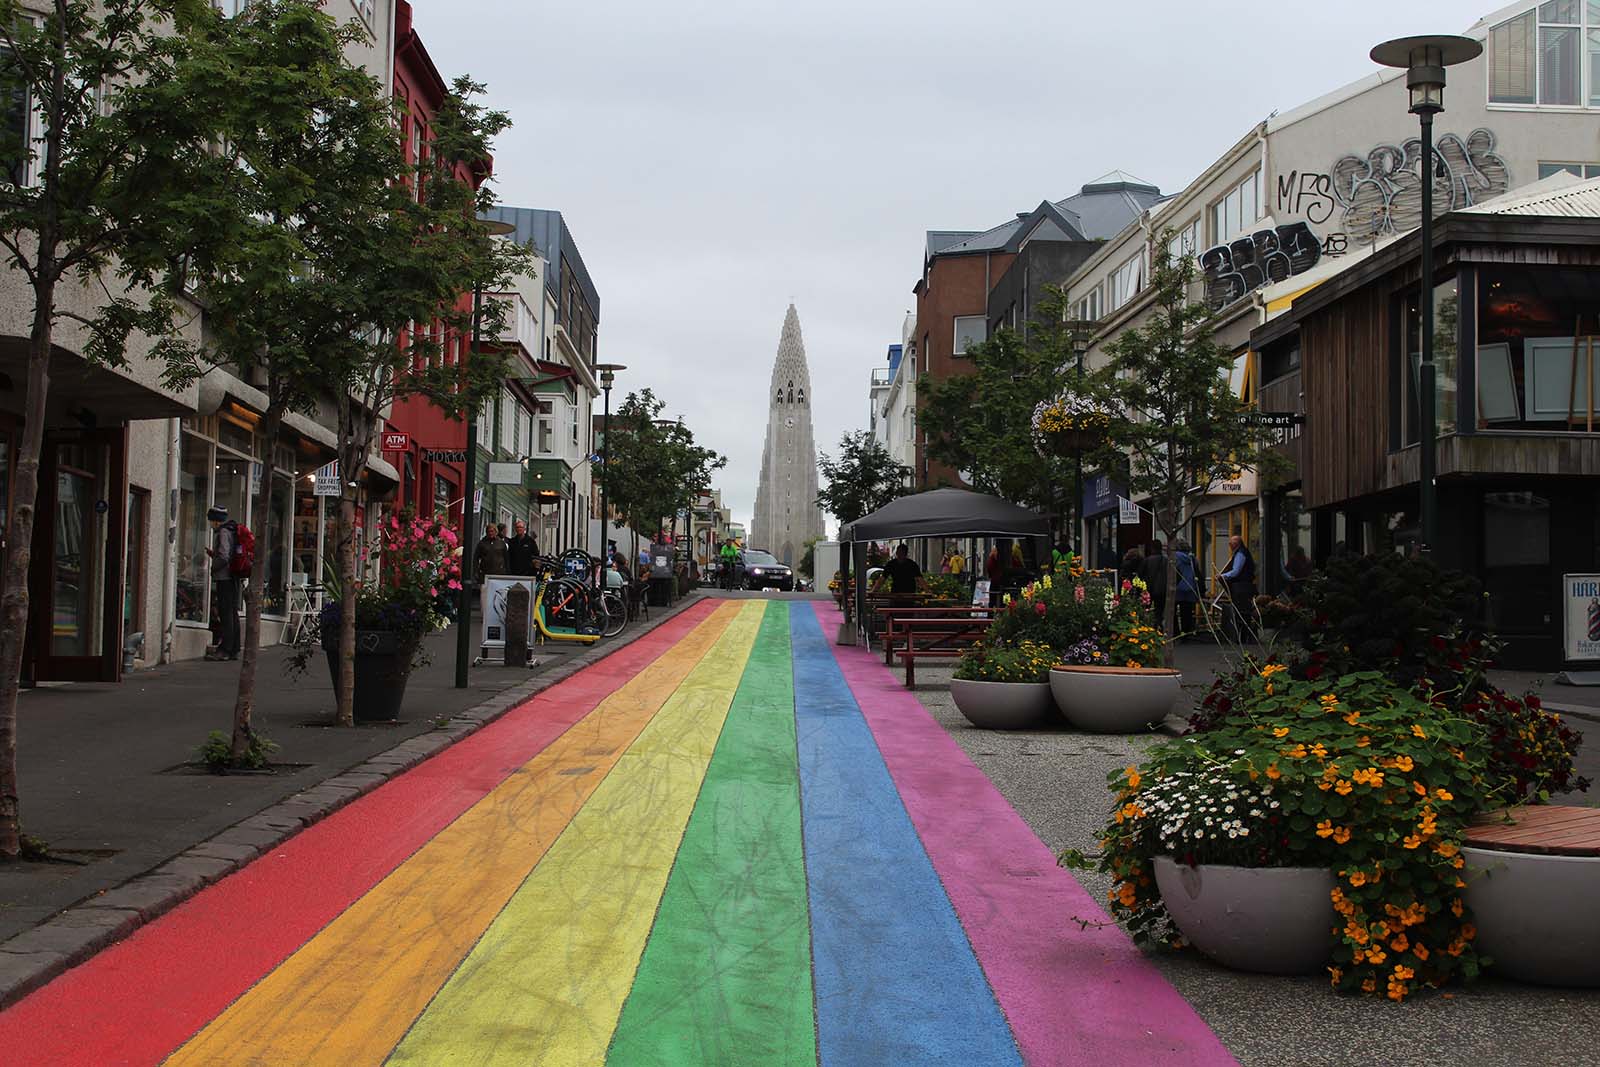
[1393,755,1413,772]
[1328,966,1344,986]
[1450,898,1464,918]
[1402,834,1422,850]
[1434,788,1454,801]
[1315,819,1335,838]
[1343,711,1361,725]
[1332,826,1352,845]
[1311,743,1328,759]
[1412,724,1427,739]
[1265,762,1282,780]
[1434,841,1459,858]
[1319,693,1339,706]
[1334,779,1353,796]
[1412,942,1430,961]
[1413,781,1428,797]
[1348,871,1368,887]
[1361,977,1377,994]
[1124,767,1142,790]
[1272,726,1290,738]
[1260,663,1287,678]
[1284,744,1308,759]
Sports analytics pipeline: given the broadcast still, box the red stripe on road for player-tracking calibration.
[0,599,718,1067]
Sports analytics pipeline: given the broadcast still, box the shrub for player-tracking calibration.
[924,573,967,603]
[954,640,1054,684]
[987,574,1157,663]
[1079,669,1489,999]
[1058,638,1108,666]
[195,729,278,773]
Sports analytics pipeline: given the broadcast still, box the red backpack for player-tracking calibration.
[229,521,255,578]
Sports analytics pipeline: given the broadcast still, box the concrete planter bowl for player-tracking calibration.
[948,678,1055,730]
[1049,665,1180,733]
[1154,857,1336,975]
[1464,846,1600,986]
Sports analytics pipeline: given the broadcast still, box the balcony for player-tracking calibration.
[870,368,891,385]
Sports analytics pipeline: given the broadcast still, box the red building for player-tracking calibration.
[383,0,488,530]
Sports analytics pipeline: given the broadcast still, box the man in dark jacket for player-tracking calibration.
[1140,540,1168,631]
[473,523,509,583]
[204,506,239,661]
[505,518,539,576]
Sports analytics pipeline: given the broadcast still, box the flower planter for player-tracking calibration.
[323,630,420,723]
[949,678,1055,730]
[1464,846,1600,986]
[1153,857,1336,975]
[1049,664,1179,732]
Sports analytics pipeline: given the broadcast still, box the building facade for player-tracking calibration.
[750,305,825,565]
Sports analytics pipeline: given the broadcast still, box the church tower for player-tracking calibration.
[750,305,825,565]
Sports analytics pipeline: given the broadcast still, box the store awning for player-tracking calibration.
[526,458,572,501]
[0,337,193,424]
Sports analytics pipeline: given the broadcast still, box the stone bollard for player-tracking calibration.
[504,581,531,667]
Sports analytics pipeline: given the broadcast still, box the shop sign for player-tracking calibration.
[1562,574,1600,662]
[423,448,467,463]
[1209,469,1258,496]
[381,432,410,451]
[313,461,340,497]
[1239,412,1305,428]
[1083,474,1122,518]
[472,487,484,514]
[486,461,522,485]
[1117,496,1141,524]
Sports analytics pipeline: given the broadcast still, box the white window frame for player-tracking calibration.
[952,315,985,356]
[1487,1,1598,108]
[1166,217,1202,263]
[1210,171,1262,247]
[1109,252,1145,311]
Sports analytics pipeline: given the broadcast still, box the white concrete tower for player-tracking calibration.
[750,305,825,565]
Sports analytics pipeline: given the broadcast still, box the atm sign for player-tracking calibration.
[381,432,410,451]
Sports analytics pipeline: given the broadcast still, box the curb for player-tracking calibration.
[0,592,710,1011]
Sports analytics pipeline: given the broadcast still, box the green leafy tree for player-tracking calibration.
[1093,243,1275,659]
[594,389,724,564]
[816,429,910,527]
[919,297,1079,528]
[0,0,222,858]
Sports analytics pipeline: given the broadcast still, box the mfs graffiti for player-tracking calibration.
[1329,127,1510,238]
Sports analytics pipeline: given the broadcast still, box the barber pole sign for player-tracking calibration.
[1562,574,1600,662]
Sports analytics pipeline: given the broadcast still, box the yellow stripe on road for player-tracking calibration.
[386,601,767,1067]
[166,601,743,1067]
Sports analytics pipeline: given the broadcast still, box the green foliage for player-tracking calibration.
[798,537,820,578]
[196,729,278,773]
[1086,670,1490,999]
[954,640,1054,684]
[595,389,726,539]
[816,430,909,526]
[920,309,1077,513]
[923,573,967,603]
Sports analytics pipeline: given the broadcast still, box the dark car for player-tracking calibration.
[739,549,794,591]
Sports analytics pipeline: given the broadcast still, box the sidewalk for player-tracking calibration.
[0,593,705,1002]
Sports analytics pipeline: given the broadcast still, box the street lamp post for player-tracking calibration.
[594,363,626,558]
[1371,34,1481,557]
[456,217,517,690]
[1067,319,1097,557]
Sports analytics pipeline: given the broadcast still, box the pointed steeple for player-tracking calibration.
[751,304,825,564]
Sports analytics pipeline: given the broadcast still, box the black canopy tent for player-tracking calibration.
[837,488,1051,643]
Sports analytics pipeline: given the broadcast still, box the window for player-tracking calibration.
[1538,160,1600,178]
[177,434,211,624]
[536,399,555,455]
[0,46,28,186]
[953,315,985,355]
[1109,252,1145,311]
[1210,171,1261,245]
[350,0,375,25]
[1074,286,1103,323]
[1490,1,1600,105]
[1166,218,1202,263]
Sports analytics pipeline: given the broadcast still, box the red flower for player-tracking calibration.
[1034,601,1048,616]
[1305,665,1324,680]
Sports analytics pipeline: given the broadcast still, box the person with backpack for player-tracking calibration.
[205,505,249,661]
[1219,533,1258,644]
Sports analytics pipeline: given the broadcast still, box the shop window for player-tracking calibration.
[434,473,453,520]
[177,433,211,623]
[262,472,292,616]
[1476,265,1600,430]
[1399,275,1460,446]
[124,487,148,639]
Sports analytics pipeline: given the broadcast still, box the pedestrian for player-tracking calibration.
[505,518,539,576]
[1173,539,1200,639]
[718,538,740,589]
[1219,534,1258,643]
[473,522,508,583]
[940,550,952,575]
[204,506,240,661]
[984,545,1004,585]
[1051,539,1073,574]
[1284,544,1314,597]
[947,547,966,575]
[1120,545,1144,585]
[1141,539,1168,630]
[872,543,925,600]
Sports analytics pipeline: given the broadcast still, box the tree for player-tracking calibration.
[919,298,1079,528]
[1093,243,1276,661]
[153,2,422,758]
[313,76,528,727]
[816,430,910,527]
[593,389,724,563]
[0,0,222,858]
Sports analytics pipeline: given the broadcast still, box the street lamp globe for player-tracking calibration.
[1370,35,1480,115]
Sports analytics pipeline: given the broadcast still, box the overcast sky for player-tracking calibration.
[421,0,1483,533]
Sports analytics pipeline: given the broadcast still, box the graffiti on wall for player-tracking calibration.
[1199,222,1322,312]
[1327,127,1510,239]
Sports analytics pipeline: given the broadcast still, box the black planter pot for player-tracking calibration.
[322,629,420,722]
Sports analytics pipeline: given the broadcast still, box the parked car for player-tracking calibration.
[738,549,794,591]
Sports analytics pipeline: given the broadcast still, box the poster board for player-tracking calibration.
[1562,574,1600,662]
[480,575,535,651]
[972,579,991,610]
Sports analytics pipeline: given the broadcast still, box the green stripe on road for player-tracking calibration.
[607,602,816,1066]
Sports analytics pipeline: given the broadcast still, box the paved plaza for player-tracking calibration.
[1,592,1598,1064]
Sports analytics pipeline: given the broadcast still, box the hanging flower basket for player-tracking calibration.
[1031,392,1116,458]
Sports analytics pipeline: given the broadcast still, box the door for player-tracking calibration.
[28,431,126,682]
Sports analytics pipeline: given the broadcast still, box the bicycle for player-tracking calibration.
[539,551,626,638]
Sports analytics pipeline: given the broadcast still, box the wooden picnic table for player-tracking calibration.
[1465,805,1600,856]
[879,605,994,664]
[897,615,992,687]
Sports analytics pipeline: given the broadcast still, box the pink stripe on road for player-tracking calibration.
[813,602,1236,1067]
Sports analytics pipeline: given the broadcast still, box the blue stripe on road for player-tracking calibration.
[788,603,1022,1067]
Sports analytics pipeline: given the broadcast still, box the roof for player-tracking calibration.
[927,230,978,257]
[923,173,1163,266]
[483,206,600,320]
[1055,173,1164,240]
[841,487,1050,542]
[1459,171,1600,218]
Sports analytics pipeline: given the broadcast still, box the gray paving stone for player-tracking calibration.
[0,920,111,965]
[153,855,235,884]
[321,771,386,792]
[80,874,206,919]
[185,841,259,865]
[0,950,60,1009]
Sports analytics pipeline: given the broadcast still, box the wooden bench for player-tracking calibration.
[880,606,993,665]
[1462,804,1600,986]
[898,616,991,687]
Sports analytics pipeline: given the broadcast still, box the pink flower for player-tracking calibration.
[1140,592,1152,607]
[447,579,461,590]
[1074,585,1086,603]
[1034,601,1047,616]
